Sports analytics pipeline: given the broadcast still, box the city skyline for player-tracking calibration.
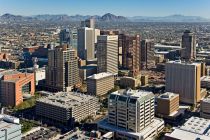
[0,0,210,18]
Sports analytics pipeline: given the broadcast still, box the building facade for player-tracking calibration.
[97,35,118,75]
[200,95,210,119]
[141,40,155,69]
[77,27,95,60]
[157,92,179,116]
[121,34,140,77]
[36,92,100,126]
[0,70,35,106]
[165,61,201,104]
[60,29,71,45]
[98,89,164,140]
[46,45,80,92]
[181,30,196,60]
[87,72,114,97]
[0,115,21,140]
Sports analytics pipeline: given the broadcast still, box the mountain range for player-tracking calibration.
[0,13,209,22]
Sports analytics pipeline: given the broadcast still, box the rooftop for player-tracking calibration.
[165,117,210,140]
[87,72,113,80]
[98,118,164,138]
[201,95,210,103]
[110,89,154,103]
[167,60,201,66]
[37,92,98,109]
[158,92,179,100]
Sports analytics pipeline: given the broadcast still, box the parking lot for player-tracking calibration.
[22,127,59,140]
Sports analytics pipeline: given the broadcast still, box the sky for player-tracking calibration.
[0,0,210,18]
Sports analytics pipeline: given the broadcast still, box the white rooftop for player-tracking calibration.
[167,60,201,66]
[112,89,154,99]
[201,95,210,103]
[87,72,113,80]
[165,117,210,140]
[201,76,210,82]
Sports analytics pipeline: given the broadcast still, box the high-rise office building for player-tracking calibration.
[81,18,95,29]
[97,35,118,75]
[77,27,95,60]
[121,34,140,77]
[181,30,196,60]
[70,28,78,49]
[165,61,201,104]
[46,44,80,92]
[141,39,155,69]
[200,95,210,119]
[98,89,164,140]
[59,29,71,45]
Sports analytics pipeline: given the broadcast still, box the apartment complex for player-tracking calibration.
[165,61,202,104]
[157,92,179,116]
[87,72,114,97]
[181,30,196,60]
[98,89,164,140]
[0,70,35,106]
[165,117,210,140]
[36,92,100,126]
[0,115,21,140]
[46,45,80,92]
[121,34,140,77]
[97,35,118,75]
[200,95,210,119]
[77,27,95,60]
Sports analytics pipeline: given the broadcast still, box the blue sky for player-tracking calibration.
[0,0,210,18]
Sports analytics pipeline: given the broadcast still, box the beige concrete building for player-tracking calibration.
[36,92,100,126]
[46,45,80,92]
[87,72,114,97]
[165,61,202,104]
[119,76,141,89]
[77,27,95,60]
[200,95,210,119]
[97,35,118,75]
[98,89,164,140]
[157,92,179,116]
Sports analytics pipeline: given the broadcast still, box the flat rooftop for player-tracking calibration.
[158,92,179,100]
[167,60,201,66]
[111,89,154,102]
[37,92,98,108]
[165,117,210,140]
[201,76,210,82]
[87,72,113,80]
[98,117,164,138]
[201,95,210,103]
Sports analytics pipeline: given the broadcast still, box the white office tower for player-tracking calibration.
[97,35,118,75]
[77,27,95,60]
[98,89,164,140]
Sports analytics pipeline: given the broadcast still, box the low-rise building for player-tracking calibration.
[0,70,35,106]
[87,72,114,97]
[119,76,141,88]
[0,115,21,140]
[200,95,210,119]
[36,92,100,127]
[201,76,210,89]
[157,92,179,116]
[165,117,210,140]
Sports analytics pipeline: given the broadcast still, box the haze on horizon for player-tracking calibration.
[0,0,210,18]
